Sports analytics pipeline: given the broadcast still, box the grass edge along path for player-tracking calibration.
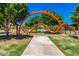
[0,38,32,56]
[49,35,79,56]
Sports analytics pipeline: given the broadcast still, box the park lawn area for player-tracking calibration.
[49,35,79,56]
[0,38,31,56]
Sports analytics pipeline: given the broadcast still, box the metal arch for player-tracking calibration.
[18,10,65,34]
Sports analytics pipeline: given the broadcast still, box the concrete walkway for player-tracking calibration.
[22,36,64,56]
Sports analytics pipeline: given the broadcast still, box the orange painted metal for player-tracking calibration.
[18,10,77,34]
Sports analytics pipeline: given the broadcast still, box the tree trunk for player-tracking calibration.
[77,23,79,39]
[78,27,79,39]
[5,19,9,39]
[5,27,9,36]
[65,27,67,34]
[70,30,71,35]
[16,25,21,39]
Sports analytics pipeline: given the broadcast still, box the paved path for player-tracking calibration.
[22,36,64,56]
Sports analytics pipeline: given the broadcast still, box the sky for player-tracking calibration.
[24,3,78,25]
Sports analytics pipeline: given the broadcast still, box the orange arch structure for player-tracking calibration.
[19,10,64,34]
[21,23,62,33]
[18,10,77,34]
[62,23,77,32]
[21,22,77,34]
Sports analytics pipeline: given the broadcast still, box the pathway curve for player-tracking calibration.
[22,36,64,56]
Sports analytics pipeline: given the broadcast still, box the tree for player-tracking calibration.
[70,5,79,39]
[0,4,10,38]
[0,3,29,39]
[13,3,29,37]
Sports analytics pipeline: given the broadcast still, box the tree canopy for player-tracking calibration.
[70,5,79,25]
[0,3,29,37]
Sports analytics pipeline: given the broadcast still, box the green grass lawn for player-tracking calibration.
[0,38,31,56]
[49,35,79,56]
